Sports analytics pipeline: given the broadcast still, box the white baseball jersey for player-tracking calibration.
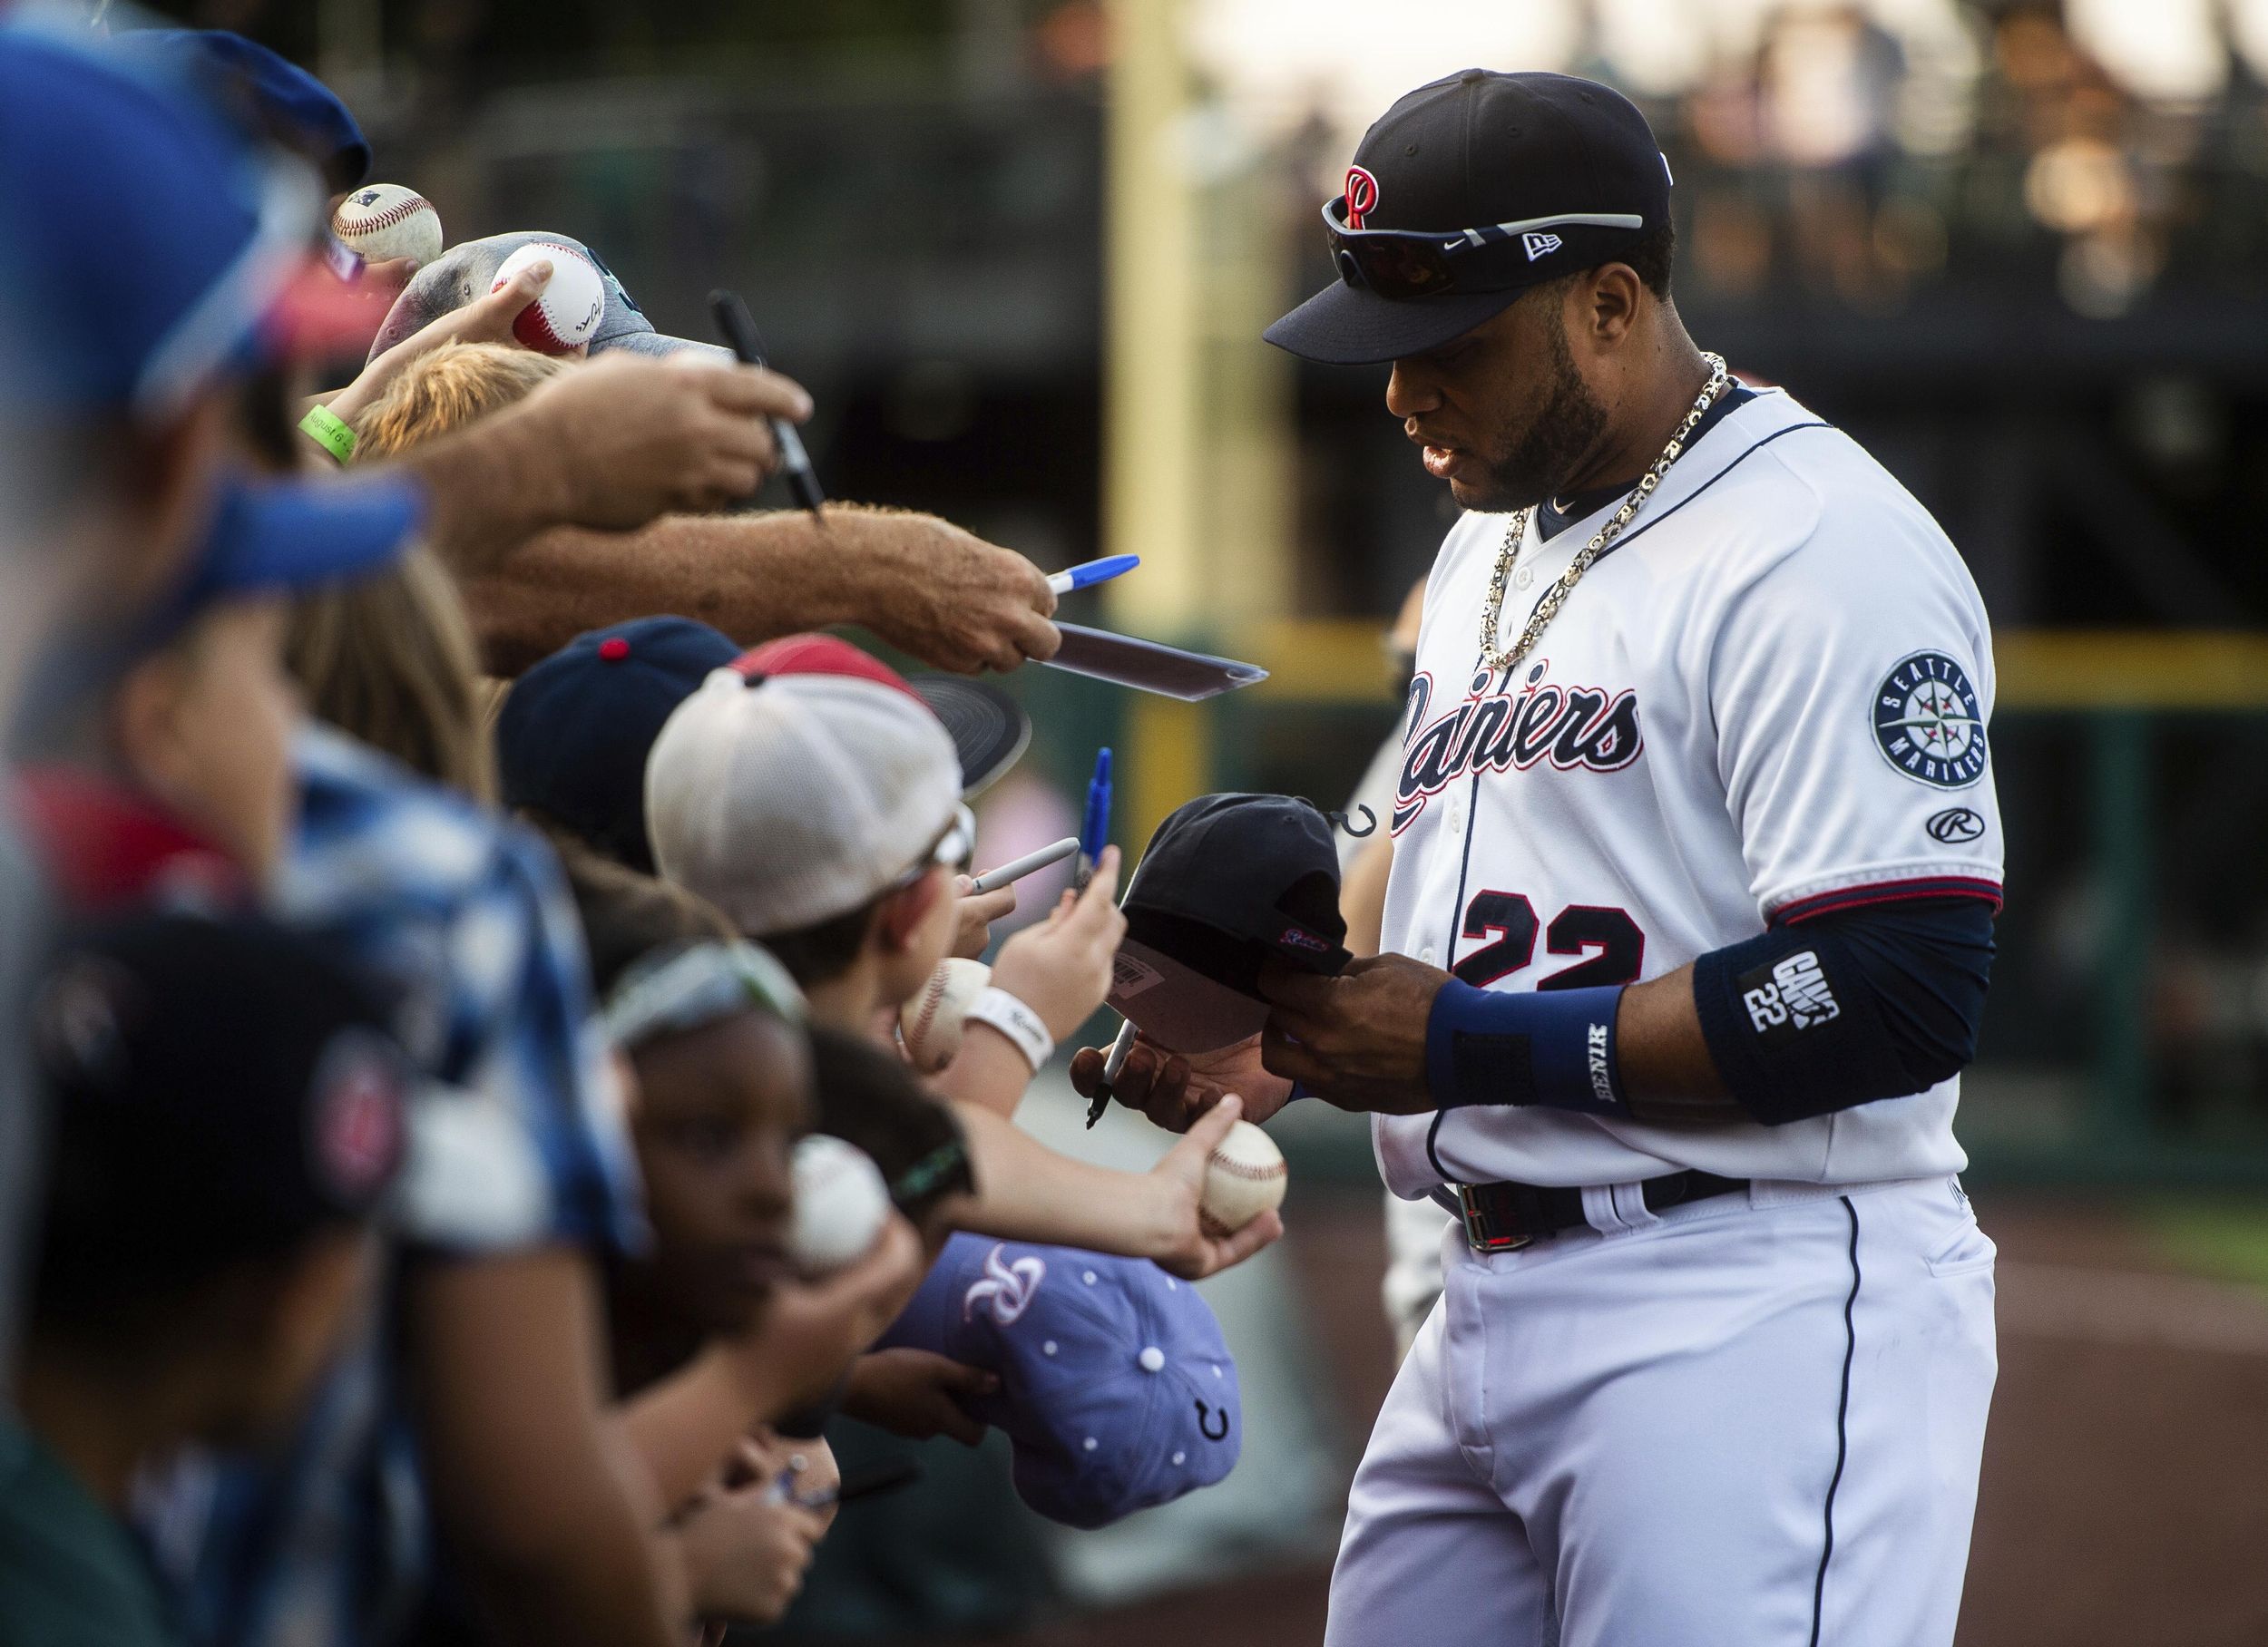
[1377,385,2001,1195]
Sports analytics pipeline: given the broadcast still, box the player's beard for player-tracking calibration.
[1451,312,1608,515]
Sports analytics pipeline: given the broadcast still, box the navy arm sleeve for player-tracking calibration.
[1691,894,1997,1126]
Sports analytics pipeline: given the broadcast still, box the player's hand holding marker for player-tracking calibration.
[1255,953,1442,1114]
[1070,1029,1296,1133]
[1072,956,1447,1123]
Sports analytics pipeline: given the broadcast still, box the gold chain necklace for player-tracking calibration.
[1476,351,1730,677]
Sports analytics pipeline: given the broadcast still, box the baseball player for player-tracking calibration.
[1075,71,2000,1646]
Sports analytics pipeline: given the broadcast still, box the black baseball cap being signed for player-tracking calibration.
[1107,794,1354,1055]
[1265,70,1673,366]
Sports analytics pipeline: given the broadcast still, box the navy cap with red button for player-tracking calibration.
[496,617,740,872]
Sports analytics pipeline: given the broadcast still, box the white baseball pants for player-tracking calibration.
[1325,1174,1997,1647]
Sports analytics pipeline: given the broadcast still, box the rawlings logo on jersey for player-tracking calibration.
[1392,662,1643,832]
[1873,651,1987,789]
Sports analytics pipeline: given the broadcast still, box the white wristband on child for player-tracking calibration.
[964,988,1054,1074]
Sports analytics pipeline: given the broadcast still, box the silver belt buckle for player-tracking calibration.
[1455,1184,1537,1253]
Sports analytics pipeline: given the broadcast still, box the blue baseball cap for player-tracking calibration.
[0,21,325,424]
[120,468,425,658]
[111,29,371,190]
[496,618,742,872]
[190,471,423,598]
[878,1235,1242,1529]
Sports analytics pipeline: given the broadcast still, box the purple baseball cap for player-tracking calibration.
[878,1234,1241,1529]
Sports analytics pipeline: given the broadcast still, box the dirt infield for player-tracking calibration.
[1960,1204,2268,1647]
[996,1193,2268,1647]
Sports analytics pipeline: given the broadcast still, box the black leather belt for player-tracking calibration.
[1446,1170,1750,1252]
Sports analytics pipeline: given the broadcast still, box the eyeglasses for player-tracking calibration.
[887,803,976,894]
[1323,198,1645,301]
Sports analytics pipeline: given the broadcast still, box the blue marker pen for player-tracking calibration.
[1046,555,1140,597]
[1075,747,1112,891]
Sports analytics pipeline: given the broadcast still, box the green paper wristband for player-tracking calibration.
[298,403,357,464]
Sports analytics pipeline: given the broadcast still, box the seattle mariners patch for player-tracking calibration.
[1872,651,1987,789]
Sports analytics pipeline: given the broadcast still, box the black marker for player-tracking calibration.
[708,288,826,519]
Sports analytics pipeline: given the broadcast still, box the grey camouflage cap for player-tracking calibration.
[366,229,731,365]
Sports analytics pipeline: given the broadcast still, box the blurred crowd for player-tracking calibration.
[1658,1,2268,317]
[0,8,1285,1647]
[1192,0,2268,321]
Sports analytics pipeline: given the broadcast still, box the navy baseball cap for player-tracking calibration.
[1266,70,1674,365]
[0,22,332,424]
[112,29,371,191]
[33,908,408,1308]
[878,1234,1241,1529]
[499,618,743,872]
[1108,794,1353,1055]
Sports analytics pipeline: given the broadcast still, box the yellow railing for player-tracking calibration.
[1227,623,2268,710]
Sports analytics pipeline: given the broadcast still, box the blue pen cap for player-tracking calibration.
[1080,747,1113,853]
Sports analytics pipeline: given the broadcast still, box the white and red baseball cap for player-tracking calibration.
[645,635,967,937]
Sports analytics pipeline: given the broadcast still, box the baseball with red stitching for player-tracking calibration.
[897,957,991,1073]
[491,241,606,355]
[1200,1119,1287,1237]
[329,183,443,266]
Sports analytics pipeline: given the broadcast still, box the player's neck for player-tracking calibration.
[1555,325,1711,503]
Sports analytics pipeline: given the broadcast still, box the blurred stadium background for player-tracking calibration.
[159,1,2268,1641]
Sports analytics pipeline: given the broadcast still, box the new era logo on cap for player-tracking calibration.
[1522,231,1562,260]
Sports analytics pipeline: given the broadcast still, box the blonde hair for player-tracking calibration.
[287,342,570,796]
[288,546,496,797]
[350,340,570,460]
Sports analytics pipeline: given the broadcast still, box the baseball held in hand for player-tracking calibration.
[1200,1119,1287,1237]
[899,957,991,1074]
[788,1135,891,1276]
[492,242,605,354]
[330,183,443,267]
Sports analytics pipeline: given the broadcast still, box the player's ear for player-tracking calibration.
[1582,262,1644,349]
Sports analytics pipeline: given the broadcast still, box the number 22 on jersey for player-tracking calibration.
[1454,891,1646,992]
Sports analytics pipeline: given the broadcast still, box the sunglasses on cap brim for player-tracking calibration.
[1322,199,1647,302]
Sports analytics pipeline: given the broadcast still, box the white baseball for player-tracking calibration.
[330,183,443,267]
[1199,1119,1287,1238]
[788,1135,891,1276]
[898,957,991,1074]
[492,241,606,355]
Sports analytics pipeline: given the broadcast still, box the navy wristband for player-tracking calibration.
[1424,980,1631,1116]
